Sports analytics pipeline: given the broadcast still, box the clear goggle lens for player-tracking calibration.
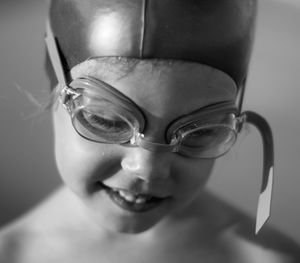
[72,104,138,144]
[169,114,238,158]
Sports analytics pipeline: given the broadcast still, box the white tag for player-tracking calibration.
[255,166,274,234]
[45,20,67,86]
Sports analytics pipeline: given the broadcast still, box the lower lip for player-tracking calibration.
[100,184,167,213]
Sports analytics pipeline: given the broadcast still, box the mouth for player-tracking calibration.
[97,182,169,213]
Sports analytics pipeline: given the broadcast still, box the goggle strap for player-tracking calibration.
[244,111,274,234]
[45,20,67,87]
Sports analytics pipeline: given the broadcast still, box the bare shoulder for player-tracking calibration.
[229,220,300,262]
[193,191,300,262]
[0,218,33,263]
[221,210,300,262]
[0,188,77,263]
[0,216,64,263]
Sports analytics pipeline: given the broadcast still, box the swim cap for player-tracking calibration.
[48,0,257,86]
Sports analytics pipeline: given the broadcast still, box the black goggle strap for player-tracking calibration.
[244,111,274,234]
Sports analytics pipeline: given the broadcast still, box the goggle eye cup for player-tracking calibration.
[71,106,141,144]
[167,113,241,158]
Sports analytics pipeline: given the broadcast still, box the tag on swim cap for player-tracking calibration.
[45,20,67,87]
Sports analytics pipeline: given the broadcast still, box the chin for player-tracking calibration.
[84,207,167,235]
[83,191,174,235]
[103,216,161,234]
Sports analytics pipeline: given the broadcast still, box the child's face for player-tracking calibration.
[53,60,236,233]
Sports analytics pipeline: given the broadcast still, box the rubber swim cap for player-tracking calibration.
[48,0,257,86]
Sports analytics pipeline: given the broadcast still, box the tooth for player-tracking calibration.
[118,190,136,202]
[135,197,147,204]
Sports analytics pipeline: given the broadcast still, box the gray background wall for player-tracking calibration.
[0,0,300,243]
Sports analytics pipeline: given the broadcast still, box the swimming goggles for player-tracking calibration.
[60,77,242,159]
[45,21,274,234]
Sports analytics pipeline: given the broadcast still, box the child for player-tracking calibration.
[0,0,299,262]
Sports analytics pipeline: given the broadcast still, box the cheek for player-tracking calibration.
[172,157,215,199]
[53,104,123,197]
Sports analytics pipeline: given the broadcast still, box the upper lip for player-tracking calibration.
[101,182,171,199]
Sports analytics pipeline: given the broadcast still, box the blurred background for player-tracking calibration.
[0,0,300,243]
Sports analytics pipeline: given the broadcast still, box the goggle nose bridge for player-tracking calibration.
[130,131,180,153]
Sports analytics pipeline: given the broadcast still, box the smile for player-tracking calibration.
[99,182,169,213]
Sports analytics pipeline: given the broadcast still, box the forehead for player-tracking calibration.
[71,58,237,118]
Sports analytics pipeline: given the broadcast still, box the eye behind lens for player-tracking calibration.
[181,125,234,147]
[72,108,136,144]
[178,128,237,159]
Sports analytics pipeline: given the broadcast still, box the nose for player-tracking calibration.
[120,146,171,182]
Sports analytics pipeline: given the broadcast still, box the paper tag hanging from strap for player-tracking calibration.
[255,166,274,234]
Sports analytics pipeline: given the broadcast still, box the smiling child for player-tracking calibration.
[0,0,299,262]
